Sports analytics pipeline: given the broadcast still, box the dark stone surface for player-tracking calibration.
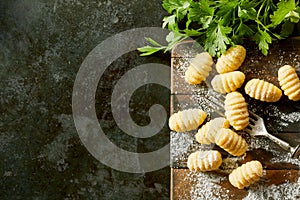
[1,0,170,199]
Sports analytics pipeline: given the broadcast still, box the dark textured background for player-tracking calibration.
[0,0,171,199]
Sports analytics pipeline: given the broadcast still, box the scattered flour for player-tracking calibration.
[188,171,230,200]
[171,131,215,166]
[243,177,300,200]
[280,111,300,124]
[248,135,300,166]
[171,131,195,164]
[192,89,226,119]
[266,104,300,125]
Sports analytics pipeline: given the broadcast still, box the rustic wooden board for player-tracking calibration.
[170,38,300,199]
[171,169,300,200]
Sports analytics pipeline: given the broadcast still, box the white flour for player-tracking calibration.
[243,177,300,200]
[188,171,230,200]
[171,131,195,164]
[171,131,215,166]
[265,104,300,125]
[248,136,300,166]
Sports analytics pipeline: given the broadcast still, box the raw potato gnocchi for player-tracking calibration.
[278,65,300,101]
[169,109,207,132]
[244,79,282,102]
[225,92,249,130]
[216,45,246,74]
[215,128,248,156]
[195,117,230,144]
[211,71,246,94]
[229,160,263,189]
[185,52,213,84]
[187,150,222,172]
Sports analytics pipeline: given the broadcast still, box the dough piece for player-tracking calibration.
[225,92,249,130]
[211,71,245,94]
[216,45,246,74]
[169,109,207,132]
[187,150,222,172]
[215,128,248,156]
[229,160,263,189]
[278,65,300,101]
[244,79,282,102]
[195,117,230,144]
[185,52,213,84]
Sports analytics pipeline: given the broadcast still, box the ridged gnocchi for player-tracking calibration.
[187,150,222,172]
[211,71,246,94]
[278,65,300,101]
[229,160,263,189]
[169,109,207,132]
[216,45,246,74]
[185,52,213,84]
[225,92,249,130]
[244,79,282,102]
[215,128,248,156]
[195,117,230,144]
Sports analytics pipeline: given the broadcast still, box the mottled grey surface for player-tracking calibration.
[0,0,170,199]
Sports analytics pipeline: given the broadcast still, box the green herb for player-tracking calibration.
[138,0,300,56]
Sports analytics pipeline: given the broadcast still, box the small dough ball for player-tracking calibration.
[278,65,300,101]
[225,91,249,130]
[215,128,248,156]
[169,108,207,132]
[216,45,246,74]
[245,79,282,102]
[185,52,213,84]
[229,160,263,189]
[195,117,230,144]
[187,150,222,172]
[211,71,245,94]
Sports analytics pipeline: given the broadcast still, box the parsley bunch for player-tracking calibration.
[138,0,300,56]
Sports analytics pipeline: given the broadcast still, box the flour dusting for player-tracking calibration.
[188,171,230,200]
[243,177,300,200]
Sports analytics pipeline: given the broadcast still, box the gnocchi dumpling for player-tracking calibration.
[195,117,230,144]
[187,150,222,172]
[229,160,263,189]
[244,79,282,102]
[215,128,248,156]
[216,45,246,74]
[185,52,213,84]
[169,108,207,132]
[278,65,300,101]
[211,71,245,94]
[225,92,249,130]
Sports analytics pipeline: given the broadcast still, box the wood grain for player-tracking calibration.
[171,168,300,200]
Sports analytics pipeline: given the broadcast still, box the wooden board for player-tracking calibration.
[170,38,300,199]
[171,169,300,200]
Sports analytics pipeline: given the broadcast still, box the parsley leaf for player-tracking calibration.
[270,0,297,26]
[286,10,300,23]
[162,15,177,30]
[165,31,188,51]
[280,20,296,38]
[162,0,191,21]
[238,6,256,21]
[205,22,232,57]
[137,46,165,56]
[253,29,272,56]
[139,0,300,57]
[236,23,255,37]
[187,0,214,23]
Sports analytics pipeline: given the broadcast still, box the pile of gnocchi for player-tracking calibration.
[169,45,300,189]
